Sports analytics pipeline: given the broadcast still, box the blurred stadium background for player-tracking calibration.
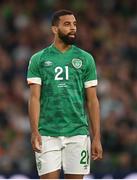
[0,0,137,179]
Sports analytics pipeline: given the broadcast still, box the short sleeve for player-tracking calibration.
[84,53,98,88]
[27,52,42,85]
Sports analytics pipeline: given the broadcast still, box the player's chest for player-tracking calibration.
[39,54,85,80]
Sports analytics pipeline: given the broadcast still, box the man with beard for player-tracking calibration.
[27,9,102,179]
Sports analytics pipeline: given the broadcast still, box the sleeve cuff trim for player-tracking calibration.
[84,80,98,88]
[27,77,42,85]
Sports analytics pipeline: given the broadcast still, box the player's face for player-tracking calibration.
[57,15,77,45]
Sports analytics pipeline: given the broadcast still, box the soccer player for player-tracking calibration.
[27,9,102,179]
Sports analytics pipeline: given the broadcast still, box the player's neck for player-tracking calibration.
[53,39,71,53]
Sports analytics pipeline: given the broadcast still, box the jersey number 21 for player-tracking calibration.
[55,66,69,80]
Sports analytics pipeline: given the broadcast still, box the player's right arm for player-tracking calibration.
[27,51,43,153]
[28,84,42,153]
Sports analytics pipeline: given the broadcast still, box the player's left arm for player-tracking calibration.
[86,86,103,160]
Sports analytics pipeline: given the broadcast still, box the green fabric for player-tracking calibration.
[27,44,97,136]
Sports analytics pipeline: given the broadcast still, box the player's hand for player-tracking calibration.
[31,132,42,153]
[91,137,103,160]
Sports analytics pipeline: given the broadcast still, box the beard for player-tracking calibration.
[58,29,76,45]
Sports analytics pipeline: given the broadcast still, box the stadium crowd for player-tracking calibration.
[0,0,137,178]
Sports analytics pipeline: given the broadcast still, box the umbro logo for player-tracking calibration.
[84,164,88,170]
[44,61,53,66]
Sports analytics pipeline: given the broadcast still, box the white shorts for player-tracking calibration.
[35,135,91,176]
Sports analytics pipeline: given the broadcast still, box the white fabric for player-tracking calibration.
[27,77,41,85]
[35,135,91,176]
[84,80,98,88]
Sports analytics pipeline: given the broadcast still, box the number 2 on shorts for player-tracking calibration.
[80,150,89,164]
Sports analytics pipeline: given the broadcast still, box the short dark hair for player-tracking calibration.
[51,9,75,26]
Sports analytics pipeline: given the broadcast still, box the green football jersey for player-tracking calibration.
[27,44,98,136]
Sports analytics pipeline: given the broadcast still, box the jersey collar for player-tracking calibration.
[50,43,73,54]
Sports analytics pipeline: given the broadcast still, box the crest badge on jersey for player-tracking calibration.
[72,58,82,69]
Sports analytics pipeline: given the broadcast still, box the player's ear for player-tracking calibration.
[51,26,58,34]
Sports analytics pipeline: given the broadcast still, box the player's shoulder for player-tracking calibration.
[73,45,94,64]
[73,45,93,59]
[30,45,51,62]
[31,49,44,60]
